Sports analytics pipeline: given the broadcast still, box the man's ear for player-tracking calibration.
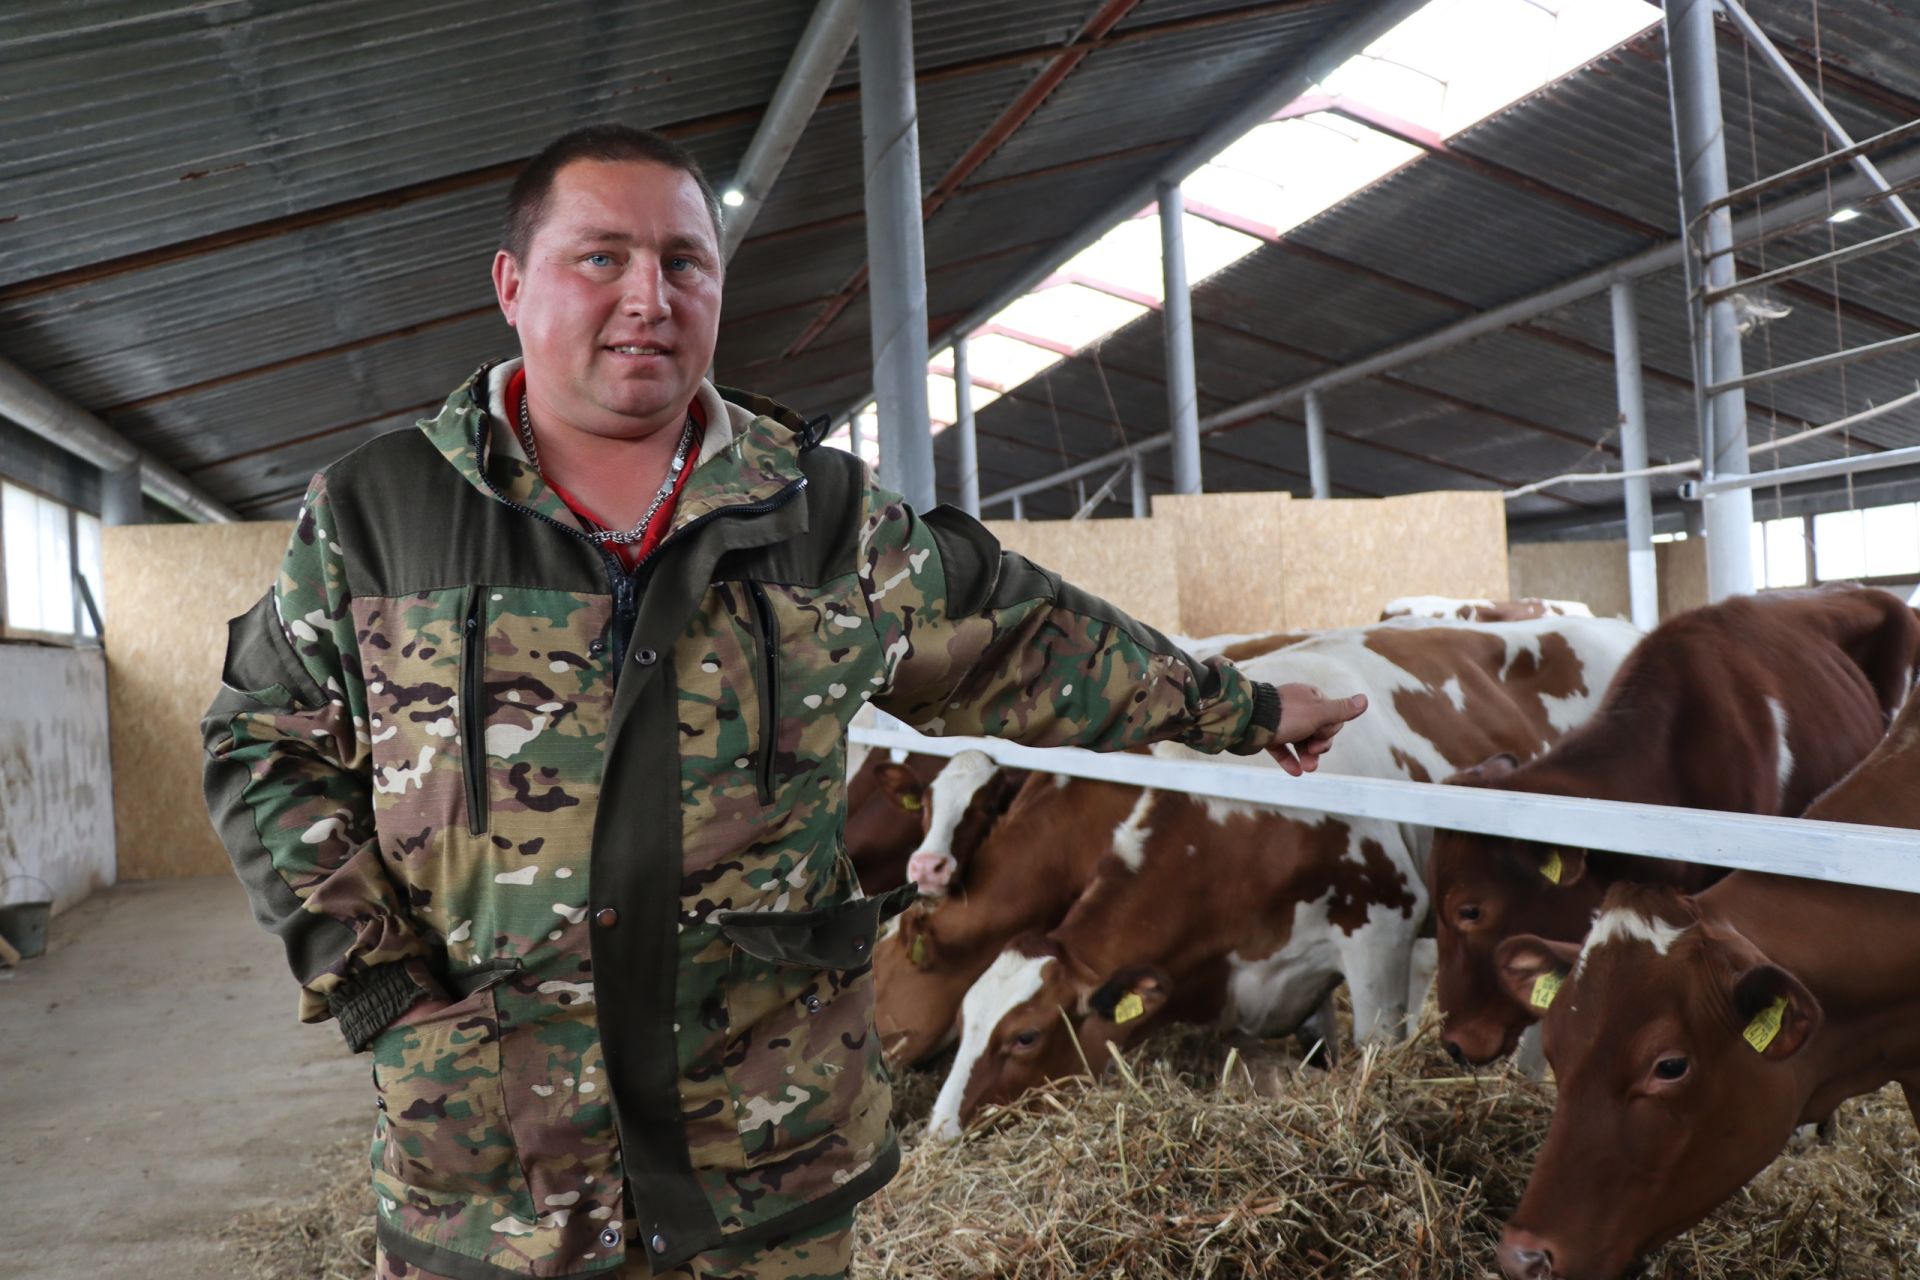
[1084,965,1172,1028]
[492,249,523,322]
[1495,935,1582,1020]
[1448,753,1521,786]
[1534,845,1588,888]
[1731,963,1822,1060]
[874,763,924,813]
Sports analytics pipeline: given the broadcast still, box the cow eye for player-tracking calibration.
[1009,1030,1040,1051]
[1653,1056,1689,1081]
[1455,903,1482,925]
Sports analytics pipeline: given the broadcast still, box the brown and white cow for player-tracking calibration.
[843,750,948,894]
[874,770,1147,1067]
[1430,585,1920,1067]
[1381,596,1594,624]
[925,614,1642,1140]
[1492,692,1920,1280]
[897,749,1030,897]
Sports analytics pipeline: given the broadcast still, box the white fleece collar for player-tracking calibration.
[484,356,745,470]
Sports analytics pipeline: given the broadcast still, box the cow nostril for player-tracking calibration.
[1496,1234,1557,1280]
[1444,1040,1467,1066]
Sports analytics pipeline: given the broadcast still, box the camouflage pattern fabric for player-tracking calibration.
[376,1210,855,1279]
[203,361,1277,1280]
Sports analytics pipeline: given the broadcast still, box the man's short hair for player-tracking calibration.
[502,124,723,260]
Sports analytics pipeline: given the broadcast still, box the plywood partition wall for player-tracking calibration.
[1279,492,1510,630]
[103,522,294,880]
[1150,492,1291,637]
[981,518,1183,635]
[1508,537,1712,624]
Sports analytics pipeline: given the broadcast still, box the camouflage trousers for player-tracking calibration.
[374,1211,855,1280]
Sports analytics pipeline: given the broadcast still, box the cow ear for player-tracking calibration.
[1451,753,1521,785]
[1535,845,1588,888]
[1084,965,1172,1028]
[1731,963,1822,1061]
[875,763,924,812]
[896,908,937,970]
[1495,935,1581,1020]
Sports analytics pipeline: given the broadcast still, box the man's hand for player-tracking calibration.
[1265,684,1368,777]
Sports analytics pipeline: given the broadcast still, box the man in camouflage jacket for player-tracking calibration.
[203,126,1360,1280]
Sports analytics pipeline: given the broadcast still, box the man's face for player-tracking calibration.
[493,158,722,439]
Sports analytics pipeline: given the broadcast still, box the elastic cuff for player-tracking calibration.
[1227,682,1283,756]
[328,961,429,1053]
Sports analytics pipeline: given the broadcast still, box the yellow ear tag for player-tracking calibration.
[1530,971,1564,1010]
[1112,992,1146,1024]
[899,793,922,812]
[907,935,927,967]
[1744,996,1788,1053]
[1541,850,1564,885]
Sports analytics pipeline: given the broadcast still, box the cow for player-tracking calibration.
[1492,692,1920,1280]
[875,769,1149,1067]
[842,750,948,894]
[896,631,1312,899]
[1430,585,1920,1067]
[1381,596,1594,624]
[924,614,1642,1141]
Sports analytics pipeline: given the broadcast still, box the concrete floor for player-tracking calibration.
[0,876,367,1279]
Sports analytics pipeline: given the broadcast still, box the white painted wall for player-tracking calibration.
[0,645,115,915]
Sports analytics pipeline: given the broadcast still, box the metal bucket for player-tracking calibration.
[0,875,52,959]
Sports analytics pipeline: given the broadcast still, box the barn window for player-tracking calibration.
[1,480,86,642]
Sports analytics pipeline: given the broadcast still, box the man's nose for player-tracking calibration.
[621,260,670,317]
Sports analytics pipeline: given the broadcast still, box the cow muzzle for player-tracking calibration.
[1496,1229,1559,1280]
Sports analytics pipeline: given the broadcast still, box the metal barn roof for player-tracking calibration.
[3,0,1918,533]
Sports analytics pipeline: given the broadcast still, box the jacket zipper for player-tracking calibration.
[464,407,807,685]
[461,585,490,836]
[746,582,779,806]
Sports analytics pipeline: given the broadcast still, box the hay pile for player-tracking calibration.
[225,1025,1920,1279]
[862,1025,1920,1279]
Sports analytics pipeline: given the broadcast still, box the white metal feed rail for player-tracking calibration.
[850,722,1920,897]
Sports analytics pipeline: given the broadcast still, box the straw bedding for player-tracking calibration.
[224,1022,1920,1278]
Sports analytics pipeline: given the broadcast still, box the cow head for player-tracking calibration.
[904,750,1022,896]
[872,902,964,1067]
[924,935,1169,1141]
[1431,755,1606,1065]
[843,756,935,893]
[1494,885,1821,1280]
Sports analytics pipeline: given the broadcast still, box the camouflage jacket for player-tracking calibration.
[202,361,1280,1279]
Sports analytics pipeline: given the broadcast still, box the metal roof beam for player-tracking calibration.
[0,357,236,522]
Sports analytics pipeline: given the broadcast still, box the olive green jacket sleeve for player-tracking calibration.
[201,473,435,1050]
[855,488,1280,754]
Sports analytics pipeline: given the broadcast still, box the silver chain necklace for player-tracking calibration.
[518,393,697,545]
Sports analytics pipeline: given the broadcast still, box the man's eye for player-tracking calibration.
[667,255,695,271]
[585,253,616,268]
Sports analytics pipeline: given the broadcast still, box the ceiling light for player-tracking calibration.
[1828,207,1862,223]
[721,189,745,208]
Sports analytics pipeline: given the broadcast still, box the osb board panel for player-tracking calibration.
[981,518,1182,634]
[1150,492,1291,638]
[104,522,294,881]
[1508,541,1631,620]
[1281,492,1510,631]
[1657,537,1710,620]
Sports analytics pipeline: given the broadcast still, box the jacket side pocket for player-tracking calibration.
[460,584,489,836]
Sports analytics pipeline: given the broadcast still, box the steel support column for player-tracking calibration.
[102,463,143,526]
[1159,182,1202,494]
[953,338,981,516]
[860,0,936,510]
[1303,389,1331,499]
[1130,453,1148,518]
[1666,0,1753,600]
[1011,493,1025,520]
[1610,280,1660,629]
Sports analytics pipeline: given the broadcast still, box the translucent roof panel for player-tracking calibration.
[966,332,1067,391]
[1321,0,1660,138]
[1060,216,1168,301]
[1187,116,1424,236]
[1177,213,1264,281]
[989,282,1152,354]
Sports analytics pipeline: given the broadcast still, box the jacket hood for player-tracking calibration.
[418,359,817,537]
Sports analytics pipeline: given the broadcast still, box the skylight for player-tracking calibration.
[843,0,1661,482]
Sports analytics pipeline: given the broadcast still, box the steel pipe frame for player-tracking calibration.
[859,0,936,511]
[1611,280,1660,631]
[1714,0,1920,232]
[1706,114,1920,220]
[1303,389,1330,500]
[850,723,1920,896]
[952,337,981,517]
[1700,222,1920,306]
[1693,442,1920,496]
[719,0,864,262]
[1707,328,1920,395]
[1159,182,1203,495]
[0,356,235,522]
